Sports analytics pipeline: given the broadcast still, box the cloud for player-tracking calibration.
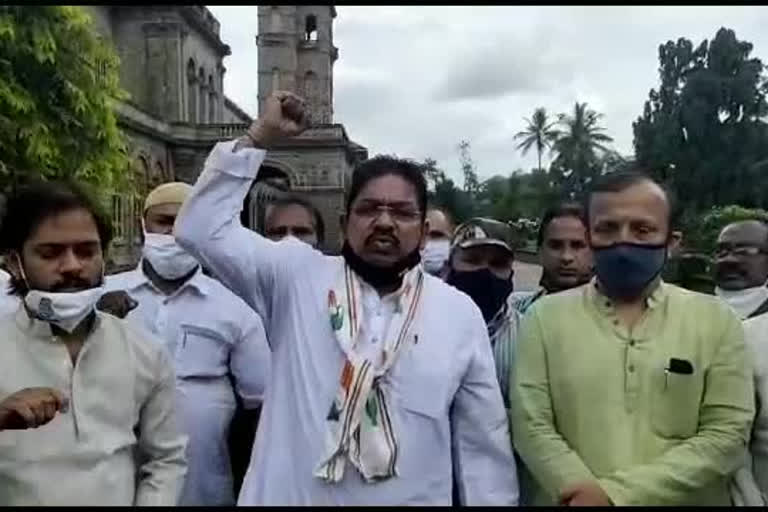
[210,5,768,183]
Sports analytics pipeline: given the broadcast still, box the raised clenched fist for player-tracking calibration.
[247,91,309,148]
[0,387,69,431]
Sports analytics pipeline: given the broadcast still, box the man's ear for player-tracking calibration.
[668,230,683,257]
[5,251,22,281]
[419,218,431,251]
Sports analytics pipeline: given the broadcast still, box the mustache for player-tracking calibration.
[51,278,96,292]
[365,231,400,247]
[715,262,746,278]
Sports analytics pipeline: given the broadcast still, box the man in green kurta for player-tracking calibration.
[511,171,754,506]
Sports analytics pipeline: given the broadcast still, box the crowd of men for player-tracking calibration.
[0,90,765,506]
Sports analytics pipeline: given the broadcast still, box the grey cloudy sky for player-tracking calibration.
[209,5,768,182]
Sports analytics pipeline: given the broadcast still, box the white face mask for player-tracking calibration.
[421,239,451,276]
[142,232,199,280]
[715,284,768,320]
[16,254,104,333]
[25,287,105,333]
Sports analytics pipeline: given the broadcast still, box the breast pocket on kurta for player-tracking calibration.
[650,361,704,439]
[176,324,230,379]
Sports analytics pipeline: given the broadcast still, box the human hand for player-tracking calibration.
[560,481,613,506]
[247,91,309,148]
[0,387,69,431]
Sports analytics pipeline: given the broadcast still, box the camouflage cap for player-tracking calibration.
[451,217,516,255]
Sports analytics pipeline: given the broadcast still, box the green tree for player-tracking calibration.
[458,140,480,196]
[419,157,475,223]
[550,102,614,198]
[0,6,131,197]
[514,107,558,172]
[633,27,768,211]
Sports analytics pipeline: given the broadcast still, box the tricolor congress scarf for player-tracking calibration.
[314,263,425,484]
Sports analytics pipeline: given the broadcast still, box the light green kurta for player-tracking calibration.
[511,280,755,506]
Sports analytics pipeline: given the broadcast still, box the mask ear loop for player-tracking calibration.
[14,252,30,290]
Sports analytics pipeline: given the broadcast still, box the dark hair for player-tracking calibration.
[346,155,428,218]
[0,180,114,254]
[427,204,456,230]
[586,170,679,231]
[265,195,326,245]
[537,202,587,246]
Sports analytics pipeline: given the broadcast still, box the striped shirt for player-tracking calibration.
[491,288,547,409]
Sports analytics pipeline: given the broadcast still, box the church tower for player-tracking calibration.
[256,5,337,124]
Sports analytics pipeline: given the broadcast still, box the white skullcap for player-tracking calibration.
[144,182,192,212]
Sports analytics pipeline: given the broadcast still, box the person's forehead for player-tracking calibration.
[146,203,181,218]
[427,209,450,229]
[590,182,669,222]
[355,174,418,204]
[267,203,315,227]
[718,221,768,245]
[545,216,587,240]
[28,209,101,245]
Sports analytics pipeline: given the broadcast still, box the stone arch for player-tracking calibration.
[208,74,216,123]
[186,58,197,123]
[271,67,280,94]
[240,161,296,230]
[304,14,318,41]
[269,6,281,32]
[198,67,207,123]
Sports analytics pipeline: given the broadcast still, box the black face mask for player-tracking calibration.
[341,242,421,290]
[447,268,514,323]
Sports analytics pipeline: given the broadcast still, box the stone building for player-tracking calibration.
[82,5,366,270]
[249,5,367,249]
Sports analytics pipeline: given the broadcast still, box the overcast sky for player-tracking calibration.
[208,5,768,182]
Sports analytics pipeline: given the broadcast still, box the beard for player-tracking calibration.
[341,241,421,289]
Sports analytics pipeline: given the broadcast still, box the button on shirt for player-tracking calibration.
[511,281,754,506]
[174,139,519,506]
[105,266,271,506]
[0,308,187,506]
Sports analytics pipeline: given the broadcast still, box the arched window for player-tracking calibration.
[271,67,280,94]
[304,14,318,41]
[303,71,318,99]
[269,6,282,32]
[186,59,197,123]
[198,67,206,123]
[208,75,216,123]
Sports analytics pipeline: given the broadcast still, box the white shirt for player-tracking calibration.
[175,140,519,506]
[105,265,271,506]
[0,308,187,506]
[0,269,20,316]
[742,313,768,499]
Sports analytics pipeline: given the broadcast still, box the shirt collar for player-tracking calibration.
[589,276,668,315]
[14,303,103,341]
[127,262,209,297]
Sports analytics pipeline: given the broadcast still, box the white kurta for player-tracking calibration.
[175,139,519,506]
[0,270,20,316]
[105,266,272,506]
[743,313,768,498]
[0,308,187,505]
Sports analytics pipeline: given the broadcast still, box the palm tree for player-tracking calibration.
[514,107,558,172]
[550,102,614,196]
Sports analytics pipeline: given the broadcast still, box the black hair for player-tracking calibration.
[537,202,587,246]
[0,180,113,255]
[265,194,326,245]
[427,204,456,230]
[586,170,679,232]
[346,155,428,219]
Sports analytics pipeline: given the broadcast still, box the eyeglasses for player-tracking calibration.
[351,202,422,223]
[713,245,768,259]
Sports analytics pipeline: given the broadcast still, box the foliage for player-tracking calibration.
[457,140,480,197]
[0,6,132,201]
[633,27,768,211]
[680,204,768,254]
[514,107,558,172]
[549,102,615,199]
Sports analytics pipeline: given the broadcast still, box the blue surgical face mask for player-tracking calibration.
[592,242,667,300]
